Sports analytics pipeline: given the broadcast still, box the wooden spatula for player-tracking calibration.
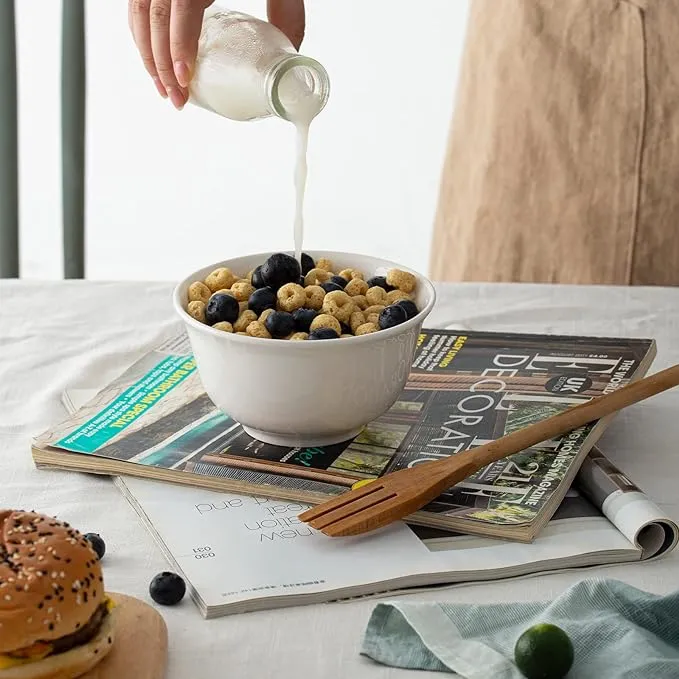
[299,363,679,537]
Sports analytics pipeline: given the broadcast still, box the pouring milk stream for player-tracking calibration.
[188,7,329,262]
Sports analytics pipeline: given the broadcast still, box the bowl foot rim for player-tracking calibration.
[242,425,366,448]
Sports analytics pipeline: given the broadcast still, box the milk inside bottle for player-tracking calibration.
[188,6,330,262]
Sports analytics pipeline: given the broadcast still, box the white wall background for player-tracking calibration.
[16,0,469,280]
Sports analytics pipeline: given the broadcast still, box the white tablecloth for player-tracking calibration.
[1,280,679,679]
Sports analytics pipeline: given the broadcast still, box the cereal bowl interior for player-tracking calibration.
[173,251,436,447]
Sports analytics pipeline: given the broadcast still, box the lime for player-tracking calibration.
[513,623,574,679]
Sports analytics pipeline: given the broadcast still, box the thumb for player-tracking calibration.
[267,0,305,50]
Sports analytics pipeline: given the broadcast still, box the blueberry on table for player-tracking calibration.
[366,276,395,292]
[301,252,315,276]
[320,281,344,294]
[149,572,186,606]
[206,293,239,325]
[292,308,318,332]
[378,304,408,330]
[264,311,295,338]
[84,533,106,560]
[309,328,339,340]
[251,265,267,289]
[396,299,418,320]
[329,275,348,289]
[261,253,301,290]
[248,287,277,316]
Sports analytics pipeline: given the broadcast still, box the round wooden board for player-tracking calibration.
[82,593,168,679]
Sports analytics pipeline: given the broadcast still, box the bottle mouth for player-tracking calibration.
[266,55,330,122]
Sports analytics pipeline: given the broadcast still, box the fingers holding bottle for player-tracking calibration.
[129,0,214,109]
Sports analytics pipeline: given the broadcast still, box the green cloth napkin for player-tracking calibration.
[361,578,679,678]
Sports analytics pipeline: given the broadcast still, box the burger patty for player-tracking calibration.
[11,602,109,659]
[50,602,109,655]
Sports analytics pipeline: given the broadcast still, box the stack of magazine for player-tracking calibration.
[34,328,678,617]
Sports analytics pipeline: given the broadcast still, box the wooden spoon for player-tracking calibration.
[299,363,679,537]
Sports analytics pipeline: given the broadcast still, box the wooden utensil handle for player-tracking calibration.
[443,363,679,478]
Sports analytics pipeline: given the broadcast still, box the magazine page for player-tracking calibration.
[38,330,655,540]
[575,447,679,559]
[115,476,431,617]
[116,474,640,618]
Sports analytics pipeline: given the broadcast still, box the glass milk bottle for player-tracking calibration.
[188,6,330,123]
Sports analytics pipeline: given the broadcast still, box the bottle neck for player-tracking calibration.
[265,54,330,122]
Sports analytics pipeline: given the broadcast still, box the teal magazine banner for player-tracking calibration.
[56,355,197,453]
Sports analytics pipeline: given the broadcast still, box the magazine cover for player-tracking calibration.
[32,329,656,541]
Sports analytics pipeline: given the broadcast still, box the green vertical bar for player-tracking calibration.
[62,0,86,279]
[0,1,19,278]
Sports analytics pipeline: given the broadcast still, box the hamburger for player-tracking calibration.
[0,509,115,678]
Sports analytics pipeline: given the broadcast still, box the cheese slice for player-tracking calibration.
[0,654,33,669]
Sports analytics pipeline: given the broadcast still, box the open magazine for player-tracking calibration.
[60,391,678,619]
[33,329,656,542]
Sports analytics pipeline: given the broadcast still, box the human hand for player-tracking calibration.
[128,0,306,110]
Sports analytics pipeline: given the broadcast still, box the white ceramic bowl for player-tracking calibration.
[173,251,436,447]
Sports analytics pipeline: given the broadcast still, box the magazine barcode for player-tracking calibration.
[282,580,326,588]
[191,462,346,495]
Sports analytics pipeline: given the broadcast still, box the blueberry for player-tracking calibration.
[205,293,239,325]
[248,287,277,316]
[308,328,339,340]
[149,572,186,606]
[261,253,301,290]
[366,276,395,292]
[292,308,318,332]
[339,322,351,335]
[301,253,315,276]
[84,533,106,560]
[251,265,266,289]
[264,311,295,338]
[396,299,419,320]
[329,275,347,289]
[320,281,343,293]
[378,304,408,330]
[298,276,306,286]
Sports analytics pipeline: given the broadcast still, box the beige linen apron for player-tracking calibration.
[430,0,679,285]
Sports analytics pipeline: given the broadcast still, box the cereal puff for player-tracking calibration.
[304,268,332,286]
[246,321,272,339]
[310,313,342,335]
[212,321,233,332]
[259,308,275,323]
[289,332,309,341]
[304,285,326,311]
[316,257,334,272]
[188,300,207,323]
[345,277,369,297]
[205,267,237,292]
[234,310,258,333]
[350,310,366,333]
[386,268,416,293]
[230,279,255,301]
[366,286,388,306]
[351,294,369,310]
[322,290,355,324]
[355,322,379,335]
[338,268,363,281]
[387,289,412,304]
[277,283,306,312]
[188,281,211,304]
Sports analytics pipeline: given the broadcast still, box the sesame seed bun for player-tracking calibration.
[0,608,115,678]
[0,510,106,655]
